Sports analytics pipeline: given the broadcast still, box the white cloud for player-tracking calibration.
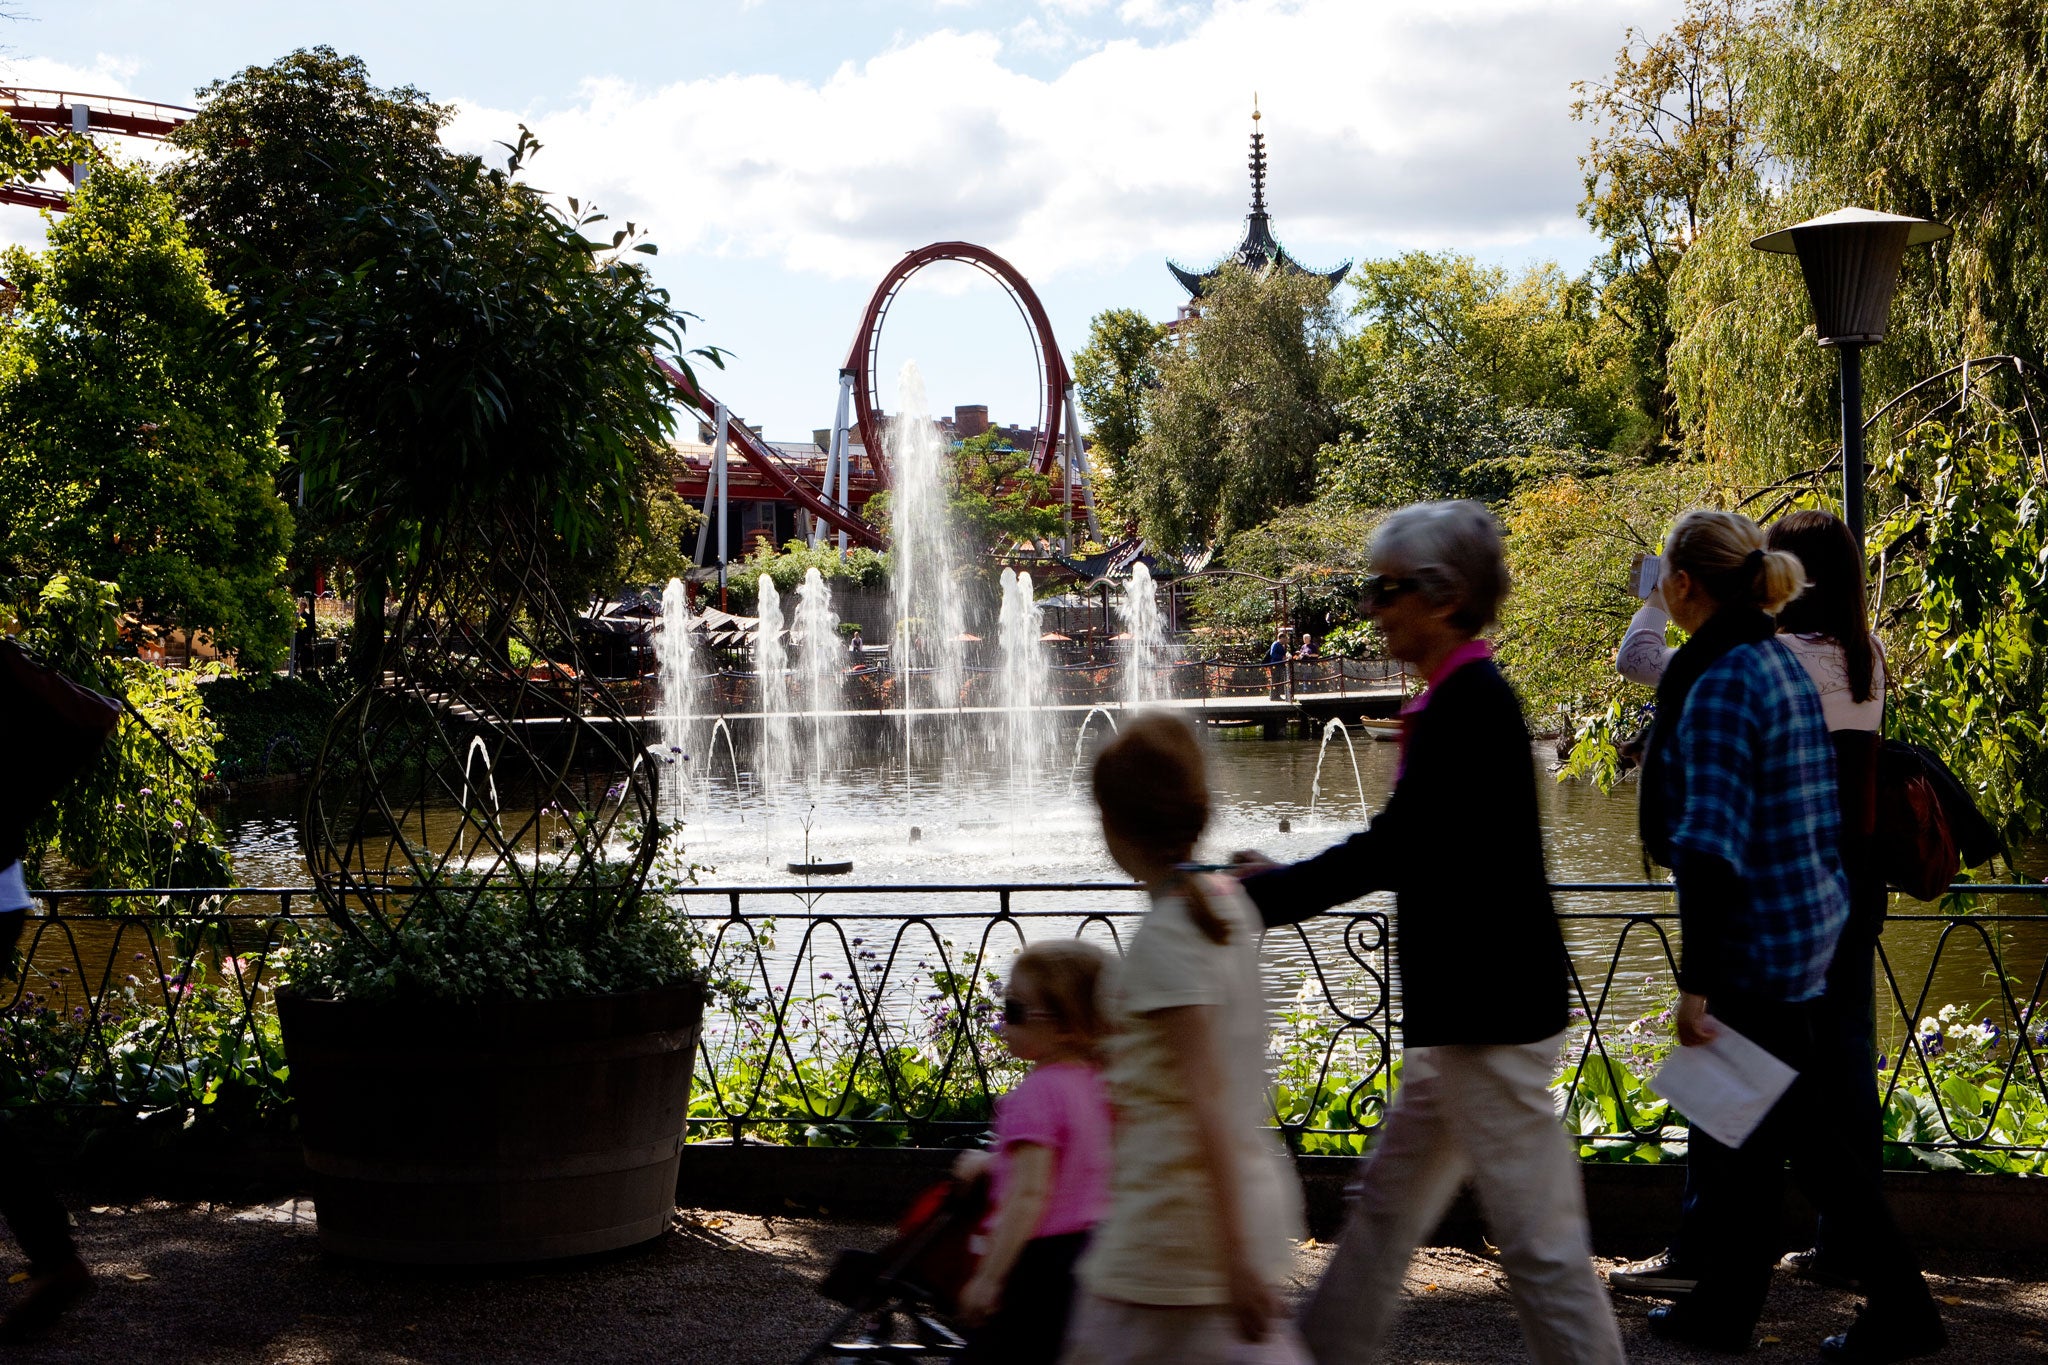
[0,53,144,94]
[443,0,1673,289]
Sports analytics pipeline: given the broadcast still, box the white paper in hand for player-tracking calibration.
[1651,1023,1798,1149]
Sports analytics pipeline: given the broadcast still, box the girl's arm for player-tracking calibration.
[957,1143,1052,1326]
[1156,1003,1278,1342]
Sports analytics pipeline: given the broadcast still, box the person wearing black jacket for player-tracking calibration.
[1234,501,1622,1365]
[0,639,117,1342]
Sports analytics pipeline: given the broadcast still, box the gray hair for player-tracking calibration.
[1369,500,1511,631]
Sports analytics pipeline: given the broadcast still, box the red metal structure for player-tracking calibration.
[2,95,1072,552]
[0,88,193,211]
[843,241,1070,487]
[656,357,884,550]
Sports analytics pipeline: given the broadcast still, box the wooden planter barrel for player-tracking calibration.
[277,982,703,1264]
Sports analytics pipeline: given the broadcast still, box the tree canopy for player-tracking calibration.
[1072,307,1166,522]
[0,163,295,666]
[1128,267,1342,548]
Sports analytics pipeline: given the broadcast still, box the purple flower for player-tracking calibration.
[138,787,154,799]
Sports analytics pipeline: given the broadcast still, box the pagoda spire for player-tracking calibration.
[1248,95,1267,216]
[1165,96,1350,301]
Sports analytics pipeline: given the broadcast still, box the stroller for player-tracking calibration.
[796,1177,988,1363]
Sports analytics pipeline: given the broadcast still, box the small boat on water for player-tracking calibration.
[1357,718,1403,743]
[788,860,854,877]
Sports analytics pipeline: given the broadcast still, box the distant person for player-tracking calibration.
[1294,635,1317,661]
[1263,629,1289,666]
[951,942,1113,1364]
[848,630,865,658]
[1065,713,1306,1364]
[1231,501,1623,1365]
[1632,509,1940,1360]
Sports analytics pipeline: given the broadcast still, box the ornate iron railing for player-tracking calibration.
[4,882,2042,1169]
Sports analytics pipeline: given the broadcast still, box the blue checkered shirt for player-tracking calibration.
[1662,638,1848,1001]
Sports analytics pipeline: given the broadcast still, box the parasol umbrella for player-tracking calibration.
[1040,632,1073,643]
[953,632,983,642]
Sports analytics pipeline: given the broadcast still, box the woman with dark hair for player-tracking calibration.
[1632,509,1939,1362]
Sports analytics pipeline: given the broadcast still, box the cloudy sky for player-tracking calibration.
[9,0,1681,439]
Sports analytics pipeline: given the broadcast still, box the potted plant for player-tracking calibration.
[182,73,727,1263]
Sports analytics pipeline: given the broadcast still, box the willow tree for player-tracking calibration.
[1666,0,2048,476]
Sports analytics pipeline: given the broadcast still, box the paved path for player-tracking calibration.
[4,1200,2041,1363]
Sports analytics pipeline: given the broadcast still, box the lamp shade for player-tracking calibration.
[1751,208,1950,347]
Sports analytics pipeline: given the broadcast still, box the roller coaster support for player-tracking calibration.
[715,403,731,606]
[819,369,856,555]
[1061,382,1100,552]
[69,102,88,187]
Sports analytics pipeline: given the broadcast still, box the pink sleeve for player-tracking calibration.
[994,1069,1067,1154]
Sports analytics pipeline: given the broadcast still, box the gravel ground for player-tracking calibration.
[1,1200,2042,1364]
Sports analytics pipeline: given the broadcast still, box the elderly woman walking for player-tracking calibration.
[1236,501,1624,1365]
[1636,509,1941,1361]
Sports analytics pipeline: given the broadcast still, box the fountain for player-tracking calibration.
[794,567,844,782]
[1308,717,1370,824]
[1119,560,1166,706]
[755,575,794,789]
[656,577,698,808]
[888,362,967,749]
[997,568,1051,811]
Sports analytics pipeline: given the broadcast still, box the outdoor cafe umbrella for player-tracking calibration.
[1040,632,1073,642]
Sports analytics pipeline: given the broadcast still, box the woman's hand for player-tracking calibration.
[950,1149,991,1182]
[1226,1252,1280,1342]
[1675,992,1720,1047]
[956,1267,1002,1327]
[1228,850,1278,879]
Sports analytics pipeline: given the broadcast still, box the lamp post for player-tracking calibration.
[1750,207,1950,546]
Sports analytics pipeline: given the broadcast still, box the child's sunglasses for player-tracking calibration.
[1001,996,1042,1027]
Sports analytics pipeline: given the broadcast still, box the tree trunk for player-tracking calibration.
[352,558,387,686]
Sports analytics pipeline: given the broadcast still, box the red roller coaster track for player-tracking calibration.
[0,88,193,211]
[3,95,1070,551]
[842,240,1070,488]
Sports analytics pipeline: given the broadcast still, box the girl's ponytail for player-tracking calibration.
[1755,548,1807,615]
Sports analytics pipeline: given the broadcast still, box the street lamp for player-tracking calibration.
[1751,207,1950,545]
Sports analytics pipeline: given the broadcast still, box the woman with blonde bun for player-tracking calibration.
[1634,510,1941,1363]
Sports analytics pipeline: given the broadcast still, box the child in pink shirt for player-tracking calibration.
[952,940,1114,1364]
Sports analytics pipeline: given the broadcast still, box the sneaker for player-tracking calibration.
[1645,1303,1753,1353]
[0,1257,92,1343]
[1779,1246,1862,1292]
[1818,1305,1947,1362]
[1606,1249,1698,1297]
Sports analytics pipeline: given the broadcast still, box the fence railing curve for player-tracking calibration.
[4,880,2042,1170]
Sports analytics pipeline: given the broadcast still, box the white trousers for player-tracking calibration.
[1300,1033,1627,1365]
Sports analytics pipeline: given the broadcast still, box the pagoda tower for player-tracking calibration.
[1168,98,1350,299]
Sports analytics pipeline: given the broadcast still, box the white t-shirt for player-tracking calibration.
[1777,632,1886,732]
[1077,876,1304,1306]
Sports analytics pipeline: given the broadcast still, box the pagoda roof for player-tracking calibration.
[1170,102,1349,299]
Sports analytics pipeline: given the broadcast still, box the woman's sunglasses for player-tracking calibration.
[1363,574,1422,608]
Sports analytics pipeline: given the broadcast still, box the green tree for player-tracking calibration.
[1572,0,1765,450]
[1338,252,1651,459]
[1072,307,1166,520]
[1667,0,2048,477]
[1189,501,1383,639]
[3,574,232,891]
[1494,465,1717,742]
[0,163,294,665]
[1131,266,1342,548]
[1317,361,1589,510]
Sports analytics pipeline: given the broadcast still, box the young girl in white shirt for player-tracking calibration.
[1063,712,1305,1365]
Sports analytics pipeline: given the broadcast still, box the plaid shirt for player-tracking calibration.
[1662,638,1848,1001]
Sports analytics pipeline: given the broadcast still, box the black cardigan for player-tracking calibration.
[1243,658,1570,1048]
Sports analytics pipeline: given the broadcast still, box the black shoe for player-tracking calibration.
[1818,1306,1946,1362]
[1780,1246,1862,1292]
[1646,1304,1753,1353]
[0,1257,92,1343]
[1607,1249,1699,1297]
